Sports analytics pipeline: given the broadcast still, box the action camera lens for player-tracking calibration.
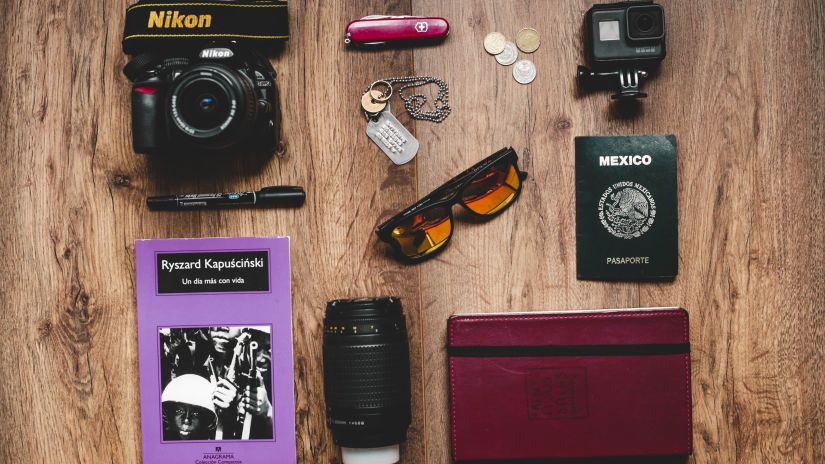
[626,6,664,40]
[636,14,654,32]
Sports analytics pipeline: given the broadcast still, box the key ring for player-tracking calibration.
[368,80,393,103]
[364,76,451,123]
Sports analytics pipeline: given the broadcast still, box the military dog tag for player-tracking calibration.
[366,102,418,165]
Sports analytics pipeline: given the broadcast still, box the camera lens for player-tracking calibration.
[199,95,216,112]
[178,80,230,131]
[323,297,411,464]
[169,64,257,148]
[626,5,664,40]
[635,14,654,32]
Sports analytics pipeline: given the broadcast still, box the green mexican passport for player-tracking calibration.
[575,135,677,281]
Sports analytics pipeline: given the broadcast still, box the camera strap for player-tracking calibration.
[122,0,289,55]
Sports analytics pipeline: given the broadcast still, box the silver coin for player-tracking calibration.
[495,41,518,66]
[512,59,536,84]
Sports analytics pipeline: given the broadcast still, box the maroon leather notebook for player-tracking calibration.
[448,307,692,462]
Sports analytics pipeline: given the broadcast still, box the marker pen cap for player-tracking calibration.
[257,186,305,207]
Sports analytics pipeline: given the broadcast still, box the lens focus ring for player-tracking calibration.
[324,343,410,409]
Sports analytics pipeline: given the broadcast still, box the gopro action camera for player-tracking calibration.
[577,1,666,100]
[123,43,280,154]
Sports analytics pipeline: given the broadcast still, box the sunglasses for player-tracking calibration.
[376,147,527,263]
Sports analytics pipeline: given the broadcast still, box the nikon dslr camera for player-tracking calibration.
[123,44,279,154]
[577,1,666,100]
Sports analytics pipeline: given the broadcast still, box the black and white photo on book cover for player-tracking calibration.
[159,325,274,442]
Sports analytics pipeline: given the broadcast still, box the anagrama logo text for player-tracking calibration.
[147,11,212,29]
[599,155,652,166]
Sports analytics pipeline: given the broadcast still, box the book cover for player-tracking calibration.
[575,135,678,280]
[136,237,296,463]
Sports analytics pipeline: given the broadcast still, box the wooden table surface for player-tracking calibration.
[1,0,822,462]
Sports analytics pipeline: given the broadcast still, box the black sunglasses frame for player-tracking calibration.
[375,147,528,263]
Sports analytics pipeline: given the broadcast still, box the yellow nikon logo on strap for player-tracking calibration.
[147,10,212,29]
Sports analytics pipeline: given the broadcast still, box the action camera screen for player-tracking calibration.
[598,20,621,41]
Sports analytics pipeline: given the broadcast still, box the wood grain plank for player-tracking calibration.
[0,0,143,462]
[640,1,824,462]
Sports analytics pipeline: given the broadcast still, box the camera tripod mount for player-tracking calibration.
[577,65,650,100]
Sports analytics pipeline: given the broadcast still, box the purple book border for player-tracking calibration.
[136,237,296,464]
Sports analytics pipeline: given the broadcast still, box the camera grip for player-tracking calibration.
[131,82,163,153]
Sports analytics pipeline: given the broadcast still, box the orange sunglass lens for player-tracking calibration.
[390,207,452,259]
[461,162,521,215]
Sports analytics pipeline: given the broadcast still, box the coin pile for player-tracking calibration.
[483,28,540,85]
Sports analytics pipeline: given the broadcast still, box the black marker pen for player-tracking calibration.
[147,186,305,211]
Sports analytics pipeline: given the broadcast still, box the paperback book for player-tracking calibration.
[136,236,295,463]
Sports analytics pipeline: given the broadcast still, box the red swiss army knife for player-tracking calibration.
[345,16,450,47]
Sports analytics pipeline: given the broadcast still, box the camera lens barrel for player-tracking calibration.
[323,297,411,456]
[168,63,258,149]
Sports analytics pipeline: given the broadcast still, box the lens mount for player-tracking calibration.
[168,63,257,149]
[326,297,403,321]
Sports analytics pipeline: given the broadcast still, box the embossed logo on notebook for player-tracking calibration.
[526,367,588,420]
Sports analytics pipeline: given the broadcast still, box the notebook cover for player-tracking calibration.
[448,308,692,462]
[575,135,678,281]
[136,237,296,463]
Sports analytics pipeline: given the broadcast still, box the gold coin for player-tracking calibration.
[361,90,386,114]
[483,32,506,55]
[516,27,540,53]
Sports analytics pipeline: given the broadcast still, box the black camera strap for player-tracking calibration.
[122,0,289,55]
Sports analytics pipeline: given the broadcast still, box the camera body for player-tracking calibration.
[578,1,666,100]
[125,43,279,154]
[585,1,665,69]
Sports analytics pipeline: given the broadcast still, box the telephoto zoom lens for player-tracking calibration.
[323,297,411,464]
